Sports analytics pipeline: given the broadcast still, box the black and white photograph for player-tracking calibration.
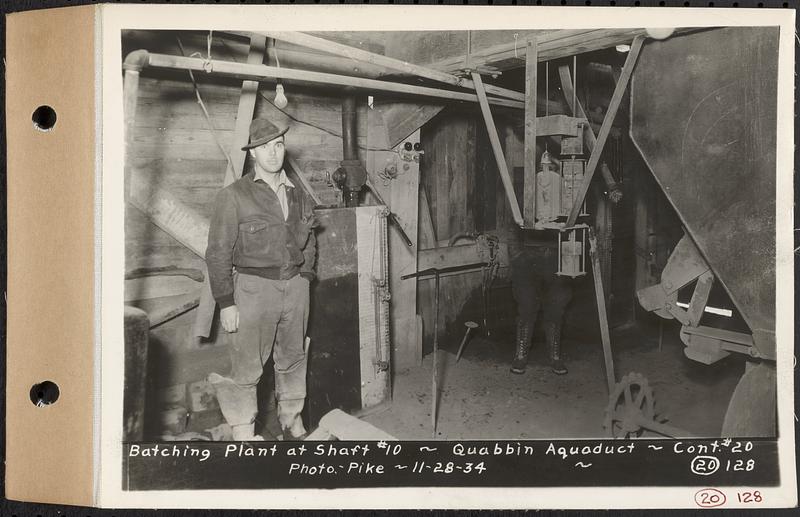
[111,8,794,504]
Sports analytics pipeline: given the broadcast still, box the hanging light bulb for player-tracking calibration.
[645,27,675,40]
[274,83,288,109]
[272,38,288,109]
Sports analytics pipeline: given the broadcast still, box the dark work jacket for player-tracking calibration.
[206,171,317,309]
[503,221,559,274]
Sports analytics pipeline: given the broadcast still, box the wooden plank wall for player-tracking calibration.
[124,31,357,386]
[123,30,683,419]
[416,108,519,350]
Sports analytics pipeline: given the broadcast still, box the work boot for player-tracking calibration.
[278,399,307,440]
[208,373,260,440]
[545,322,568,375]
[510,319,533,375]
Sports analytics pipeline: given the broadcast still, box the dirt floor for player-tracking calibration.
[362,320,746,440]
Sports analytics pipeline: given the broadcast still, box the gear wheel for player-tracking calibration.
[603,372,656,439]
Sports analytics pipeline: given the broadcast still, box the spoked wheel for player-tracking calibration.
[603,372,656,439]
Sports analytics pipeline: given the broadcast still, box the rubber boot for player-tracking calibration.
[510,318,533,374]
[278,399,307,440]
[208,373,263,440]
[545,322,568,375]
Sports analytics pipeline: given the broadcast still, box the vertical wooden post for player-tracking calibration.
[390,130,421,369]
[229,34,268,181]
[523,39,538,228]
[123,68,141,199]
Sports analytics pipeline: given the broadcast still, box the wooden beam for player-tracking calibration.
[219,31,390,79]
[261,31,525,102]
[125,275,202,302]
[145,292,201,329]
[589,231,616,394]
[140,52,524,110]
[128,169,209,257]
[128,170,214,334]
[559,66,619,193]
[388,131,422,370]
[523,39,537,228]
[428,28,698,74]
[228,34,268,182]
[418,186,437,249]
[427,29,651,73]
[123,68,141,199]
[566,37,644,226]
[536,114,582,137]
[471,72,524,228]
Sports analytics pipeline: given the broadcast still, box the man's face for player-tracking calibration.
[249,136,285,174]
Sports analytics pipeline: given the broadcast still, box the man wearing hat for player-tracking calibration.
[206,119,317,440]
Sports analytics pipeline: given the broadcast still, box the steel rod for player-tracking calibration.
[432,271,440,438]
[365,179,413,247]
[455,325,476,363]
[401,262,488,280]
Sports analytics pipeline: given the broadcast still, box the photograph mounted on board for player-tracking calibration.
[120,23,783,491]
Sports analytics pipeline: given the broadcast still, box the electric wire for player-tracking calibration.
[545,61,549,153]
[217,37,398,154]
[175,36,235,174]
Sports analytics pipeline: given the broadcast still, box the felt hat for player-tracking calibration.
[241,118,289,150]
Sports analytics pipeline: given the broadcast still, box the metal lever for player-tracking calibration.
[365,179,413,247]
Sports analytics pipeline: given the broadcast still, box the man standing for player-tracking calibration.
[508,153,622,376]
[507,226,573,376]
[206,119,317,440]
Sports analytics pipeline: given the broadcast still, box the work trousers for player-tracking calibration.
[510,247,573,327]
[223,273,309,427]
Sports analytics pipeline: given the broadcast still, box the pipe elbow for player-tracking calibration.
[123,49,150,72]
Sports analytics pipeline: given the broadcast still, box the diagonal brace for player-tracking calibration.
[566,36,644,226]
[471,72,524,227]
[558,65,625,194]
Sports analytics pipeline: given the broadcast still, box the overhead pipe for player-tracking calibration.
[260,30,525,102]
[341,95,359,162]
[122,50,524,110]
[333,92,368,207]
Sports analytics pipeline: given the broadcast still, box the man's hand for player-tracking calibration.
[220,305,239,333]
